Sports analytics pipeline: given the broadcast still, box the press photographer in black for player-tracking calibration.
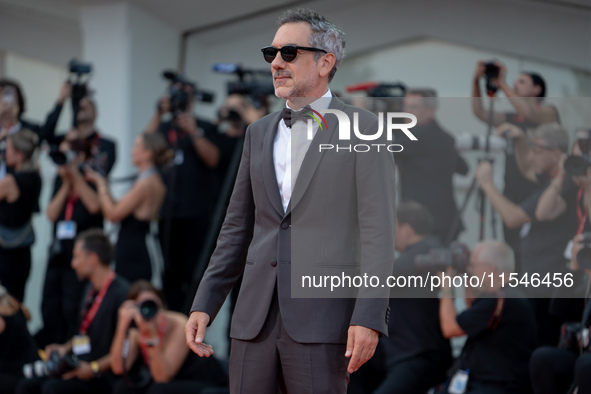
[374,201,452,394]
[530,233,591,394]
[0,130,42,302]
[471,61,559,264]
[16,229,128,394]
[110,280,227,394]
[397,88,469,244]
[145,73,220,312]
[36,82,117,348]
[438,241,536,394]
[476,122,576,345]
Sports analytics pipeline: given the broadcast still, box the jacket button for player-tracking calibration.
[270,260,277,267]
[281,222,289,229]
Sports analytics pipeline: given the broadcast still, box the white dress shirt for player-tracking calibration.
[273,89,332,213]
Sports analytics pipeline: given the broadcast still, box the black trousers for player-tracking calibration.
[530,347,591,394]
[15,376,111,394]
[229,293,349,394]
[374,352,451,394]
[160,216,208,312]
[37,264,86,346]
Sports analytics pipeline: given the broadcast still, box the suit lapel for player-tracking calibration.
[286,97,345,216]
[262,112,285,218]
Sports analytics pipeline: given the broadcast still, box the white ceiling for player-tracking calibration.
[1,0,588,34]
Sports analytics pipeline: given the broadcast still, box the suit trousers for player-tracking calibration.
[229,291,349,394]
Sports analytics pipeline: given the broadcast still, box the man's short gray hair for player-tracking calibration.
[475,241,515,273]
[407,88,438,109]
[277,8,345,83]
[530,122,569,154]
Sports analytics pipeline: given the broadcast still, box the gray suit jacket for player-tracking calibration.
[191,97,396,344]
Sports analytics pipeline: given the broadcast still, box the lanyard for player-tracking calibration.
[577,187,588,236]
[64,194,79,221]
[79,270,115,335]
[139,314,166,365]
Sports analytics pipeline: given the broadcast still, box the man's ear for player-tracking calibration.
[318,53,336,79]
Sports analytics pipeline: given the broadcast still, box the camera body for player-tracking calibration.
[22,351,79,379]
[162,71,214,115]
[564,129,591,178]
[414,242,471,272]
[558,322,590,351]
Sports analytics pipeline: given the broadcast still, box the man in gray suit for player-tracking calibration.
[185,8,396,393]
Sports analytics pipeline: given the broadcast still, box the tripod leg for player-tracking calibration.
[446,175,478,245]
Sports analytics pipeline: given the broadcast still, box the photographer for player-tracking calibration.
[145,80,220,312]
[476,122,576,345]
[530,234,591,394]
[438,241,536,394]
[0,283,39,394]
[0,130,41,302]
[110,280,227,394]
[374,201,452,394]
[16,229,128,394]
[85,133,170,284]
[472,62,558,261]
[398,88,469,244]
[36,85,116,348]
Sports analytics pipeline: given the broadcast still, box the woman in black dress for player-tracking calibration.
[86,132,169,283]
[0,129,41,301]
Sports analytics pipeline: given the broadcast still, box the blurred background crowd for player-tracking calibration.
[0,0,590,393]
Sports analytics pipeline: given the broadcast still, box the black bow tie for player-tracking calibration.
[282,106,312,128]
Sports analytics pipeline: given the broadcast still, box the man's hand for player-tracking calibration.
[569,234,585,271]
[58,82,72,105]
[157,96,171,115]
[185,311,214,357]
[496,123,524,140]
[176,113,200,138]
[475,161,494,188]
[474,61,486,82]
[45,343,68,358]
[62,361,94,381]
[345,325,378,374]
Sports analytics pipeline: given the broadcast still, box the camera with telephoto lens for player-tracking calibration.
[162,70,214,115]
[484,62,500,80]
[414,242,471,272]
[22,351,79,379]
[564,128,591,178]
[138,299,158,321]
[48,135,105,175]
[575,232,591,270]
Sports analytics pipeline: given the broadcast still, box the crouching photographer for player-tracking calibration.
[16,229,129,394]
[530,234,591,394]
[110,280,228,394]
[437,241,537,394]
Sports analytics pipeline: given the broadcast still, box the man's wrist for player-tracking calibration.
[90,361,100,377]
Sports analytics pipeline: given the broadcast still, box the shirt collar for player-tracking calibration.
[285,89,332,113]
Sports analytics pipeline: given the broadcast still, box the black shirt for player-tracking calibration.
[394,121,468,242]
[520,175,578,277]
[0,171,41,228]
[76,275,128,363]
[456,289,536,392]
[381,236,452,368]
[158,119,219,218]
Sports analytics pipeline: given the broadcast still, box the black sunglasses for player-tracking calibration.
[261,45,327,63]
